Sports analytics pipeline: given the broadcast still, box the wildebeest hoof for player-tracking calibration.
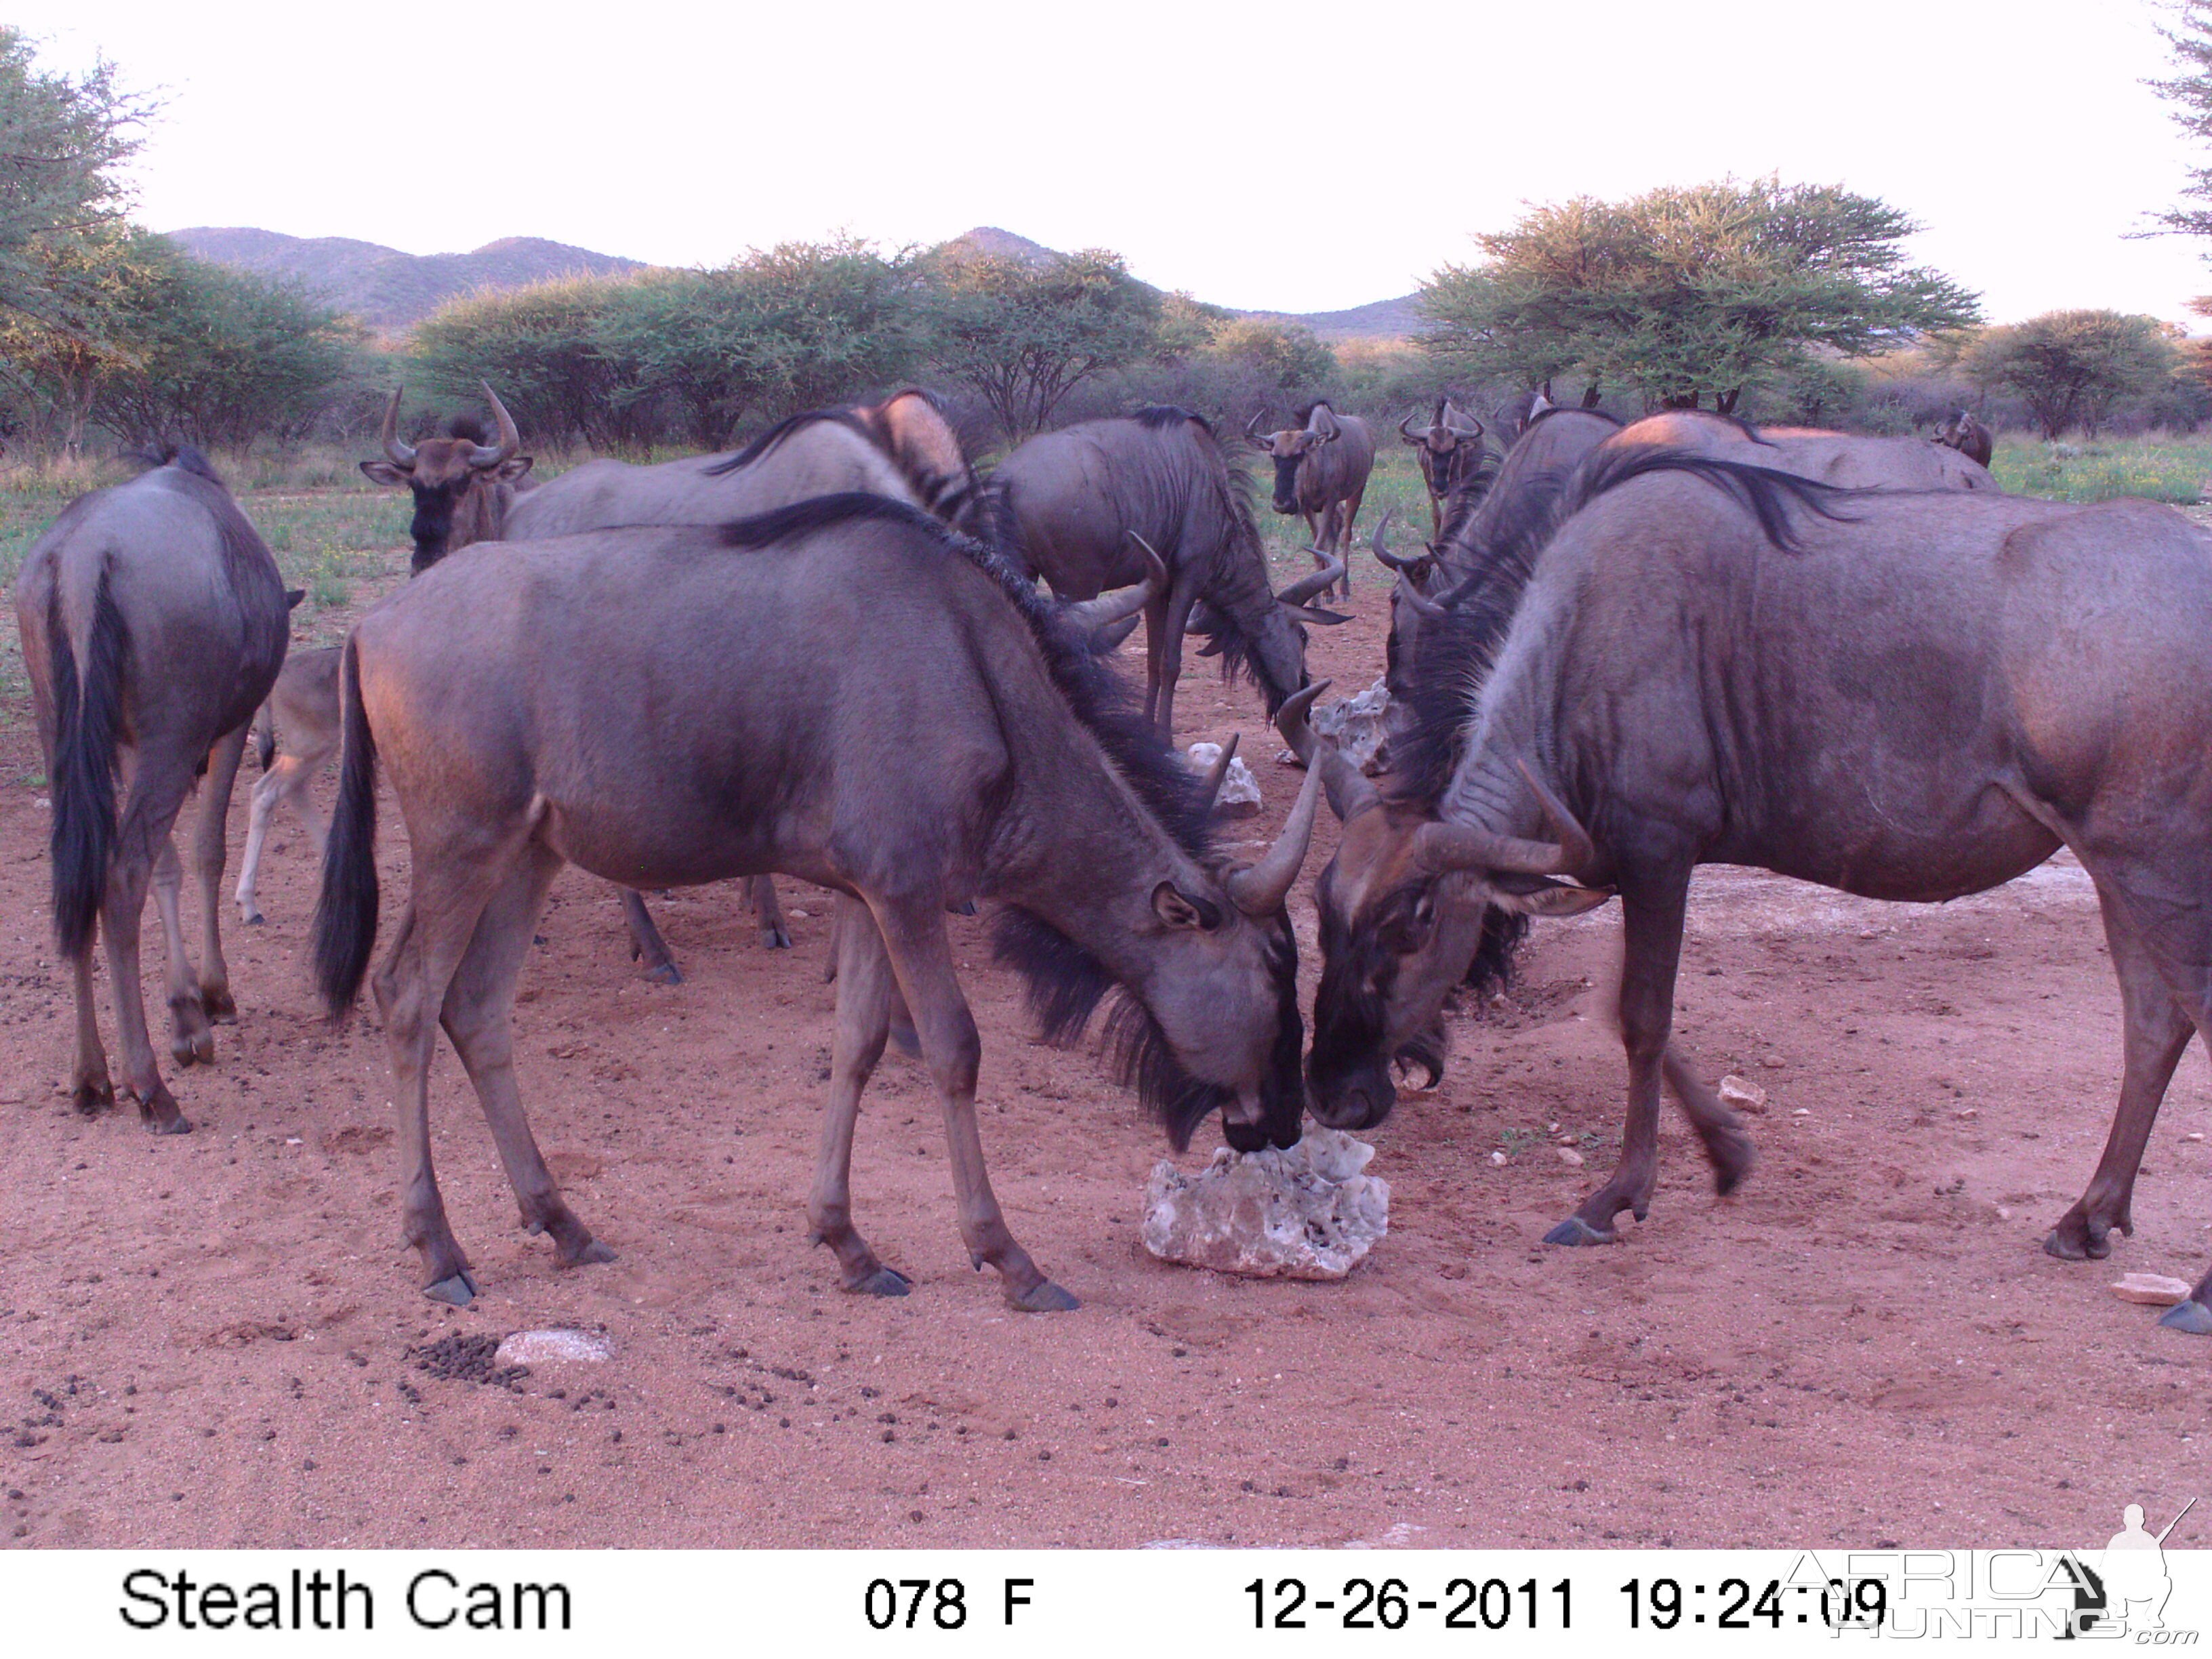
[2043,1218,2108,1261]
[561,1239,617,1267]
[142,1109,192,1135]
[241,909,265,926]
[760,925,792,950]
[847,1266,913,1297]
[202,988,237,1022]
[71,1080,114,1115]
[645,962,682,986]
[1544,1216,1617,1246]
[2157,1299,2212,1335]
[424,1271,478,1306]
[1008,1279,1080,1313]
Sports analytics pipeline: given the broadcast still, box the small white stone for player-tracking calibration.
[2112,1273,2193,1307]
[1490,1150,1508,1166]
[1718,1074,1768,1115]
[789,908,811,919]
[1761,1054,1787,1069]
[2186,1132,2205,1144]
[1953,1107,1979,1120]
[1792,1107,1811,1117]
[495,1328,614,1365]
[1143,1129,1389,1280]
[1555,1146,1585,1167]
[1996,1206,2012,1221]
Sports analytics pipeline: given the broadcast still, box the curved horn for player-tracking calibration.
[1061,575,1155,635]
[1197,731,1240,817]
[1396,571,1448,619]
[1244,409,1271,450]
[1126,531,1170,594]
[1276,551,1347,607]
[1273,675,1378,821]
[467,380,521,468]
[380,387,415,466]
[1227,684,1330,916]
[1410,759,1593,878]
[1444,401,1483,438]
[1370,508,1420,572]
[1433,398,1448,428]
[1399,413,1425,445]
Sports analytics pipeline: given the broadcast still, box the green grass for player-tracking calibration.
[1988,436,2212,504]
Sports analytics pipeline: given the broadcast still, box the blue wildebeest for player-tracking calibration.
[15,451,291,1131]
[311,493,1326,1309]
[997,407,1347,743]
[1399,401,1493,538]
[1305,443,2212,1334]
[1932,409,1996,468]
[1247,401,1375,600]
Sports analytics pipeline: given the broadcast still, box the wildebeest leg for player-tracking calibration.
[1660,1044,1755,1195]
[442,842,614,1273]
[2046,890,2194,1263]
[189,725,247,1021]
[67,946,112,1113]
[751,874,791,950]
[371,851,514,1304]
[148,834,213,1068]
[806,895,911,1295]
[1549,869,1692,1245]
[619,886,681,985]
[104,766,195,1132]
[1150,586,1197,744]
[874,896,1077,1312]
[1337,486,1366,596]
[236,740,327,925]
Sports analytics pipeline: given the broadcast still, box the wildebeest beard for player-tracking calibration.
[992,905,1305,1152]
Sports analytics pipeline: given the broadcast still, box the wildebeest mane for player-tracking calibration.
[1129,405,1206,433]
[1563,444,1856,553]
[703,407,869,477]
[1183,449,1297,713]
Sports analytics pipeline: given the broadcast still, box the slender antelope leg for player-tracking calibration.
[806,895,908,1294]
[750,874,791,950]
[1549,867,1692,1245]
[619,887,681,985]
[1660,1044,1755,1195]
[150,833,210,1067]
[190,725,247,1019]
[67,945,112,1113]
[441,841,611,1270]
[236,741,328,925]
[872,895,1075,1311]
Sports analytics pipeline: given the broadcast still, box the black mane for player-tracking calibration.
[1129,405,1205,433]
[702,407,869,477]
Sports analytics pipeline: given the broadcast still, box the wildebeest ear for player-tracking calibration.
[1152,881,1220,932]
[284,588,306,610]
[359,459,408,486]
[1495,878,1612,918]
[497,455,534,482]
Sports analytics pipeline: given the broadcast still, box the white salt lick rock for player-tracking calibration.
[2111,1273,2193,1307]
[1308,677,1393,775]
[1185,741,1262,818]
[1143,1128,1389,1279]
[495,1328,615,1366]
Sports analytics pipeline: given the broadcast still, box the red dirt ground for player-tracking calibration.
[3,554,2207,1553]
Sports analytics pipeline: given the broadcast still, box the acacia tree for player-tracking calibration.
[1419,178,1980,412]
[0,28,150,327]
[1956,311,2178,438]
[2150,1,2212,244]
[921,248,1159,439]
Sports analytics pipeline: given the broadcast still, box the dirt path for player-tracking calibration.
[2,545,2205,1552]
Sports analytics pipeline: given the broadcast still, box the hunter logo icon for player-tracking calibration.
[2097,1498,2196,1635]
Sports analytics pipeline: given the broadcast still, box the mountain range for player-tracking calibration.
[169,224,1417,342]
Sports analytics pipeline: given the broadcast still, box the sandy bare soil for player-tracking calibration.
[3,550,2207,1553]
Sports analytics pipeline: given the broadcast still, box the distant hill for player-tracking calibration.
[169,222,1415,342]
[168,228,647,331]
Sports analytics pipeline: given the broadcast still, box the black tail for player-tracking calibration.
[47,569,128,960]
[310,634,379,1016]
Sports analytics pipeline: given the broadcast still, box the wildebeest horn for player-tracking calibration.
[1197,731,1240,817]
[1444,401,1483,438]
[1227,682,1329,917]
[380,387,416,466]
[1244,409,1270,449]
[1370,508,1418,572]
[1277,552,1347,608]
[468,380,521,469]
[1396,572,1447,619]
[1399,413,1424,444]
[1411,759,1594,878]
[1062,571,1156,635]
[1274,674,1378,821]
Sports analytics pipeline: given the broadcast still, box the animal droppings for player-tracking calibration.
[1718,1075,1769,1115]
[495,1328,615,1366]
[2111,1273,2193,1307]
[1142,1129,1389,1280]
[1185,742,1261,818]
[1307,677,1392,775]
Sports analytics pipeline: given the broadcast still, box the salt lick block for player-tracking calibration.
[1309,676,1393,775]
[2110,1273,2193,1307]
[495,1328,615,1366]
[1185,741,1263,819]
[1142,1128,1389,1279]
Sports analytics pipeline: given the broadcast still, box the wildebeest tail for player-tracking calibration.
[47,567,128,960]
[311,634,379,1016]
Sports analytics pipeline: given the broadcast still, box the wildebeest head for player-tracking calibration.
[359,382,531,573]
[1279,693,1610,1132]
[1931,409,1994,468]
[1399,401,1487,502]
[1248,403,1347,514]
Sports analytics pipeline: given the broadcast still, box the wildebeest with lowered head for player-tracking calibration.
[312,493,1326,1309]
[15,449,290,1131]
[1248,401,1375,599]
[1312,443,2212,1334]
[998,407,1347,742]
[1399,401,1494,537]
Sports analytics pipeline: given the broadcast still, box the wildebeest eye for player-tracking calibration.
[1380,889,1435,954]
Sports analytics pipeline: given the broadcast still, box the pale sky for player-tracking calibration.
[18,0,2212,326]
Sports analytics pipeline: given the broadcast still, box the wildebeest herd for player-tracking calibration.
[18,386,2212,1340]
